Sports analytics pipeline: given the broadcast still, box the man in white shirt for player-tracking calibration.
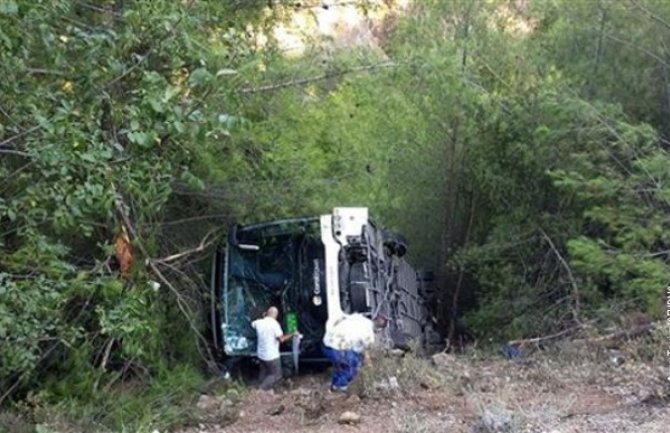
[251,306,300,390]
[322,313,376,391]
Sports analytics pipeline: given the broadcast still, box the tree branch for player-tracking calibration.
[75,1,125,17]
[239,62,399,94]
[0,148,32,158]
[0,125,41,149]
[152,213,230,227]
[104,0,196,89]
[0,342,60,405]
[113,193,217,364]
[572,321,659,344]
[153,228,221,264]
[507,321,590,347]
[26,68,67,76]
[603,32,670,69]
[539,228,581,324]
[630,0,670,31]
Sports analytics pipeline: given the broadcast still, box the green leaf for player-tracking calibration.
[164,85,181,101]
[181,171,205,190]
[0,28,11,49]
[216,68,238,77]
[80,153,96,163]
[188,68,212,87]
[148,97,164,113]
[35,424,52,433]
[127,131,150,148]
[0,1,18,15]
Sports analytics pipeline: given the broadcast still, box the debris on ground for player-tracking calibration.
[297,390,327,420]
[196,395,224,412]
[389,349,405,357]
[431,352,457,369]
[608,350,625,366]
[265,404,285,416]
[170,343,670,433]
[470,407,515,433]
[338,411,362,425]
[373,375,400,391]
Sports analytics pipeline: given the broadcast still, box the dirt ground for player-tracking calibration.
[179,345,670,433]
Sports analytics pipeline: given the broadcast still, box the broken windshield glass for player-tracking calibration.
[222,218,323,357]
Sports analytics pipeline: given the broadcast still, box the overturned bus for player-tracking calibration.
[210,207,438,371]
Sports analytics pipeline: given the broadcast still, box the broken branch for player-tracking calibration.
[153,228,220,264]
[113,192,216,364]
[539,228,581,324]
[508,322,589,347]
[573,321,659,345]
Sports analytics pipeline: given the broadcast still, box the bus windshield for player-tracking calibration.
[222,218,325,356]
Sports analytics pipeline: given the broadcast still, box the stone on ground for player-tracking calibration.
[338,411,362,425]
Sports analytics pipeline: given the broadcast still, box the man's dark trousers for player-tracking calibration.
[258,358,282,390]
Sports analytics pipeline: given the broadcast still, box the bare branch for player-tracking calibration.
[239,62,399,94]
[0,125,41,149]
[573,321,660,344]
[630,0,670,31]
[154,213,230,227]
[113,192,217,364]
[153,228,221,264]
[75,1,125,17]
[539,228,581,324]
[148,260,216,361]
[26,68,67,76]
[0,342,60,405]
[99,337,115,371]
[0,148,32,158]
[507,321,590,347]
[0,105,16,125]
[603,33,670,69]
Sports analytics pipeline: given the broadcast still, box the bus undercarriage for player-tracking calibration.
[211,208,439,371]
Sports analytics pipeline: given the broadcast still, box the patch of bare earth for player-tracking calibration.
[180,339,670,433]
[181,374,471,433]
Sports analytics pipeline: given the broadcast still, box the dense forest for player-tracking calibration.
[1,0,669,429]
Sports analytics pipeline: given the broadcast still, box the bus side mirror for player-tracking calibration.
[238,244,260,251]
[228,225,239,246]
[229,224,259,251]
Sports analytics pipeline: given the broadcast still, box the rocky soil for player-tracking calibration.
[178,343,670,433]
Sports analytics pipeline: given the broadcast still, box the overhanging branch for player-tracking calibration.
[239,62,399,94]
[113,192,217,364]
[153,228,221,264]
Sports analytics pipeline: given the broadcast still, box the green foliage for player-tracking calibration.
[0,0,260,411]
[30,364,206,433]
[3,0,670,428]
[550,117,670,317]
[367,0,670,339]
